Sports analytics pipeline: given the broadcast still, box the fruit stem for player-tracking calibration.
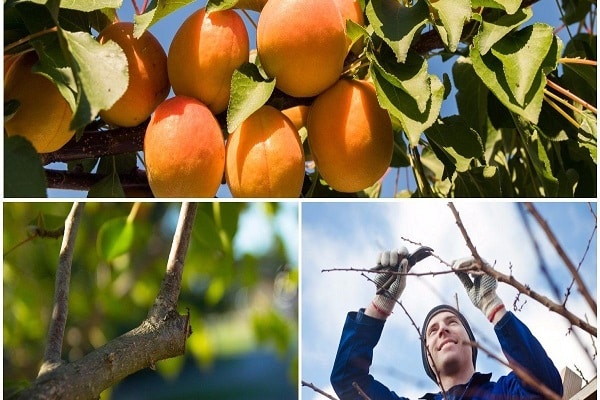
[131,0,141,15]
[127,202,141,224]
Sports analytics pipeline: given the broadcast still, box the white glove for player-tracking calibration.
[454,257,504,321]
[371,248,409,316]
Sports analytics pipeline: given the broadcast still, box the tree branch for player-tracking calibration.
[39,202,85,377]
[523,202,597,314]
[40,123,146,165]
[20,203,198,399]
[301,381,339,400]
[45,168,153,197]
[148,202,198,322]
[447,203,597,337]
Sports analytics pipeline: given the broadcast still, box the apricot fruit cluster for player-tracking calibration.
[5,0,395,198]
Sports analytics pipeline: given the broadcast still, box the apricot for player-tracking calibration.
[281,105,310,131]
[257,0,347,97]
[144,96,225,197]
[168,8,249,114]
[306,79,393,193]
[225,106,305,197]
[4,52,75,153]
[333,0,365,52]
[97,22,169,127]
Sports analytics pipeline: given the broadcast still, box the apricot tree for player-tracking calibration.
[4,0,596,197]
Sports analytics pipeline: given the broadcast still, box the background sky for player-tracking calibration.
[301,201,597,399]
[49,0,579,198]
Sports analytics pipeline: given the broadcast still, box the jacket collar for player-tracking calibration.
[419,372,493,400]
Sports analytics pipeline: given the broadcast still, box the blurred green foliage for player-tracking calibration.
[3,202,298,397]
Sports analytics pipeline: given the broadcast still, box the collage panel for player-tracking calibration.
[301,201,597,400]
[3,202,299,399]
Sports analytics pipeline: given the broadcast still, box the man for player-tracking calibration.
[330,248,564,399]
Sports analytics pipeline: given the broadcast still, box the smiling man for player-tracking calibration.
[330,250,564,400]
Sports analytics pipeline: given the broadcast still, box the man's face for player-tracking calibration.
[425,311,473,380]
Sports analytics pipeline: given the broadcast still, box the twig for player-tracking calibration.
[39,202,85,377]
[301,381,338,400]
[448,203,597,337]
[148,202,198,322]
[546,79,597,115]
[524,203,597,314]
[352,382,372,400]
[467,340,562,400]
[321,266,470,277]
[447,203,483,262]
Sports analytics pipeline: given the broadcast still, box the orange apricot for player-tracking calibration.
[168,8,249,114]
[281,105,310,131]
[225,105,305,197]
[97,22,169,127]
[306,79,393,193]
[144,96,225,197]
[4,52,75,153]
[333,0,365,53]
[257,0,347,97]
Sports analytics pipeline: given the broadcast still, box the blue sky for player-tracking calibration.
[301,201,597,399]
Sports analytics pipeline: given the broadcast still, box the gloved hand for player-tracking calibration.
[454,257,505,321]
[370,248,410,316]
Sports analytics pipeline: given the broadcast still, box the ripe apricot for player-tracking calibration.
[257,0,347,97]
[144,96,225,197]
[168,8,249,114]
[4,52,75,153]
[333,0,365,53]
[307,79,393,193]
[225,106,305,197]
[281,105,310,131]
[97,22,169,127]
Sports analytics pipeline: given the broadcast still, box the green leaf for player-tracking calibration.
[513,114,559,197]
[453,166,502,197]
[561,0,594,25]
[206,0,238,12]
[425,116,485,179]
[471,0,522,14]
[134,0,195,38]
[489,24,555,106]
[427,0,471,52]
[4,136,48,198]
[227,62,276,133]
[60,0,122,12]
[473,7,533,55]
[471,24,561,124]
[366,0,429,63]
[369,47,431,113]
[87,173,125,197]
[371,66,444,146]
[96,217,136,262]
[452,57,489,134]
[62,30,128,130]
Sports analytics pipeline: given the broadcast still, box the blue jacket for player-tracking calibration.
[330,309,563,399]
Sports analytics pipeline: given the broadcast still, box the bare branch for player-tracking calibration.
[301,381,339,400]
[39,202,85,377]
[467,340,562,400]
[148,202,198,322]
[524,203,597,314]
[448,203,597,337]
[352,381,372,400]
[322,266,465,277]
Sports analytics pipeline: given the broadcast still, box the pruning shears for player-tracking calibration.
[373,246,434,295]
